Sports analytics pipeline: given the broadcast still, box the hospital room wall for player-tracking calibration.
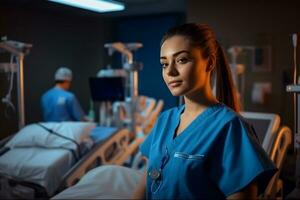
[0,3,114,139]
[114,14,185,110]
[187,0,300,129]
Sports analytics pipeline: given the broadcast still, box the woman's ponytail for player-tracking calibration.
[215,42,240,112]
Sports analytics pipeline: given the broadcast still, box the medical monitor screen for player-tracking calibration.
[244,118,270,144]
[89,77,125,102]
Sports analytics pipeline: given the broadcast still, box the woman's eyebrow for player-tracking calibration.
[160,50,190,59]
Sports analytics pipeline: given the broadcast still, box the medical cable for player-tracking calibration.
[2,54,16,118]
[37,123,82,160]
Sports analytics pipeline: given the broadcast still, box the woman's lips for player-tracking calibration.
[168,80,182,87]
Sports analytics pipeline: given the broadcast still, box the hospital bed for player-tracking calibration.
[52,99,164,199]
[0,91,161,199]
[52,110,291,199]
[264,126,292,199]
[0,122,132,199]
[59,99,164,189]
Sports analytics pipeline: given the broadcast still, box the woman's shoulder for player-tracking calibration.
[211,104,260,144]
[212,103,239,120]
[213,103,250,127]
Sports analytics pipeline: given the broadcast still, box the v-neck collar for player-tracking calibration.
[172,103,223,142]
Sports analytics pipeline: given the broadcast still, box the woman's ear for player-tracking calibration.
[206,55,216,72]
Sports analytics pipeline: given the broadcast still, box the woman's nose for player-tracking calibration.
[166,63,179,76]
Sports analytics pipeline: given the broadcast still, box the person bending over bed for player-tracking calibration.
[132,23,277,199]
[41,67,89,122]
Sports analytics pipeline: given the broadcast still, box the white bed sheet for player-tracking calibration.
[5,122,96,152]
[52,165,143,199]
[0,147,75,196]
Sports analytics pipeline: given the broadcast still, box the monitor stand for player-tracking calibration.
[286,84,300,199]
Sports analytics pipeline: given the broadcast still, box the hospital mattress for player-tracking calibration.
[0,122,131,199]
[0,147,75,196]
[0,122,97,197]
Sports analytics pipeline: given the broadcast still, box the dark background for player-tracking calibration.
[1,0,299,140]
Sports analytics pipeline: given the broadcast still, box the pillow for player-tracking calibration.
[5,122,96,151]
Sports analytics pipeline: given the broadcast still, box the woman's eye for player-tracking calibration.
[177,57,188,64]
[161,63,168,68]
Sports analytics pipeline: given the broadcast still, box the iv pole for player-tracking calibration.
[227,46,247,109]
[286,34,300,199]
[104,42,143,136]
[0,40,32,129]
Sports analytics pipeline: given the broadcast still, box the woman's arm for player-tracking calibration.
[227,182,258,200]
[132,170,147,199]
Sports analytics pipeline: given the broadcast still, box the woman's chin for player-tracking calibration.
[169,90,184,97]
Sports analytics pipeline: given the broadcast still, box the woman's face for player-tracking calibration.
[160,35,209,97]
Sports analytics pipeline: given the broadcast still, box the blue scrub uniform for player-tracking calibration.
[140,103,277,199]
[41,87,84,122]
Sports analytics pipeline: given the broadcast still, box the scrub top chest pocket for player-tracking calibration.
[172,152,207,176]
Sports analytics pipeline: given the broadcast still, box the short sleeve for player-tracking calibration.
[209,117,277,197]
[68,95,85,121]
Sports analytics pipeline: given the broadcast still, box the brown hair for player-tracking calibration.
[161,23,240,112]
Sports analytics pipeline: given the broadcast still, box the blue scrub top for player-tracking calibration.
[41,87,84,122]
[140,103,277,199]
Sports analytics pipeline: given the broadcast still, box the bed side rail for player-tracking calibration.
[60,128,130,188]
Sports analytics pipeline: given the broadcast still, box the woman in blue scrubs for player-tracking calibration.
[133,23,277,199]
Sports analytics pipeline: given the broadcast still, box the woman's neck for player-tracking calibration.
[174,92,218,138]
[183,90,218,117]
